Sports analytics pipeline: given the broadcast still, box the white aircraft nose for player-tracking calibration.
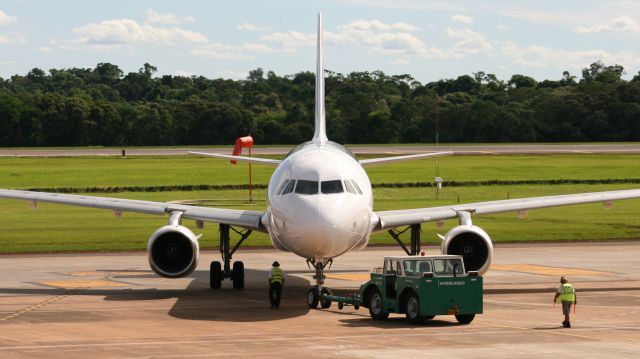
[281,195,365,258]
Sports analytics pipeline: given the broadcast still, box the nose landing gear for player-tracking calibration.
[306,258,333,309]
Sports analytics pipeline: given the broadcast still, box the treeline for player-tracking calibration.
[1,61,639,146]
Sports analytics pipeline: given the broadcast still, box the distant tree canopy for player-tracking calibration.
[1,61,639,146]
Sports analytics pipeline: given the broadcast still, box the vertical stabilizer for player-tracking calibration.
[313,13,328,145]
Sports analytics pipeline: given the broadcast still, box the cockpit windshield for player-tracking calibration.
[294,180,318,195]
[321,180,343,194]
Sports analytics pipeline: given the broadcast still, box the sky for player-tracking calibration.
[0,0,639,83]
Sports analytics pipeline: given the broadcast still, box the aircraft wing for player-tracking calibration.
[374,189,640,230]
[359,151,453,167]
[189,151,281,166]
[0,189,266,231]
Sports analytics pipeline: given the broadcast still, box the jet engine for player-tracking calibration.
[441,225,493,275]
[148,225,200,278]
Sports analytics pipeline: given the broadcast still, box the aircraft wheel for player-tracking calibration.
[210,261,222,289]
[232,261,244,289]
[368,289,389,320]
[307,288,319,309]
[320,288,332,309]
[455,314,475,324]
[405,292,425,324]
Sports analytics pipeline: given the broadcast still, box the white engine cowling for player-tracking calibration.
[441,225,493,275]
[148,225,199,278]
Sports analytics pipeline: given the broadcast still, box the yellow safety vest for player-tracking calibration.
[558,283,576,302]
[270,267,283,284]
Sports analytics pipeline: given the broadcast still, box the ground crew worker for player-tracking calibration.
[268,261,284,309]
[553,276,577,328]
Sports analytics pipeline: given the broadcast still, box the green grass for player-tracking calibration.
[0,184,638,253]
[1,154,639,189]
[0,154,639,253]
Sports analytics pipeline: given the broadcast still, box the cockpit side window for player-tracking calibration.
[294,180,318,195]
[277,179,290,195]
[321,180,343,194]
[350,179,363,194]
[282,180,296,195]
[344,180,355,194]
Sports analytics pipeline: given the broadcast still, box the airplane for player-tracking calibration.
[1,14,640,309]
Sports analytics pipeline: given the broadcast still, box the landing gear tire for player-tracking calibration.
[307,288,320,309]
[320,288,332,309]
[232,261,244,289]
[368,289,389,320]
[210,261,222,289]
[405,292,425,324]
[455,314,475,324]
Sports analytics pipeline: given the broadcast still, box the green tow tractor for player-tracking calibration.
[321,255,483,324]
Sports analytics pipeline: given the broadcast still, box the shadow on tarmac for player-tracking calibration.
[337,317,462,328]
[0,269,313,323]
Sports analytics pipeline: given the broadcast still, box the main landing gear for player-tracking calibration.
[210,223,252,290]
[306,258,333,309]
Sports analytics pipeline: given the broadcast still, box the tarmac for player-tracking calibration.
[1,143,640,157]
[0,242,639,358]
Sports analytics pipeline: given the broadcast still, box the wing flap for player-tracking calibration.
[375,189,640,230]
[0,189,265,231]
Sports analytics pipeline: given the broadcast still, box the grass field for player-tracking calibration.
[0,154,639,253]
[1,154,639,189]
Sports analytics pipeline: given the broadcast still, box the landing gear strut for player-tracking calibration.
[210,223,252,290]
[388,224,421,255]
[306,258,333,309]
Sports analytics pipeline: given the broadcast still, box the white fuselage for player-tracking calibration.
[265,141,375,261]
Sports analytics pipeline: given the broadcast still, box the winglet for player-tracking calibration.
[312,12,328,145]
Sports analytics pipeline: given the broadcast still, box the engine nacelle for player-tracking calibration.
[148,225,199,278]
[441,225,493,275]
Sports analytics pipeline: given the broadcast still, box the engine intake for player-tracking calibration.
[441,225,493,275]
[148,225,199,278]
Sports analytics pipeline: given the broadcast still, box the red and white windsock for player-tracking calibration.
[231,135,254,164]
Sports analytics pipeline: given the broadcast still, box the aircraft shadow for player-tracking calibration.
[0,269,313,323]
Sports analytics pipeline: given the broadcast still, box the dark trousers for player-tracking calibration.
[269,282,282,308]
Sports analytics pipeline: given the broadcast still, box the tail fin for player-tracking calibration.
[312,13,328,145]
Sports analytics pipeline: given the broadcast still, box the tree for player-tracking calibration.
[581,61,624,83]
[508,74,537,89]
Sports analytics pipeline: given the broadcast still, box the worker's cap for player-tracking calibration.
[272,261,280,267]
[560,276,568,283]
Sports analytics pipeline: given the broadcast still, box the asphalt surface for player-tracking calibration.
[1,242,639,358]
[1,143,640,157]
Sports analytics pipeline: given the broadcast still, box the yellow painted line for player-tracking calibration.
[325,273,371,281]
[491,264,611,276]
[70,271,142,277]
[0,288,83,322]
[41,280,127,288]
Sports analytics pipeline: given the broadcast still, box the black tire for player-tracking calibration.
[455,314,475,324]
[306,288,319,309]
[337,302,344,310]
[320,288,332,309]
[367,289,389,320]
[354,304,360,310]
[210,261,222,289]
[232,261,244,289]
[405,292,425,324]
